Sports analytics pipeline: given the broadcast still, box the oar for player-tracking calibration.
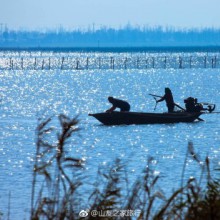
[149,94,159,111]
[149,93,162,98]
[174,103,185,111]
[153,97,158,111]
[196,116,204,121]
[201,112,220,114]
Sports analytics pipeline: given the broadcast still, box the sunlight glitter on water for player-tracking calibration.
[0,54,220,218]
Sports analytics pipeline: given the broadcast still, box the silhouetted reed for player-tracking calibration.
[28,115,220,220]
[31,114,84,220]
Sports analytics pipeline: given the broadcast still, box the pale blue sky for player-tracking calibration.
[1,0,220,30]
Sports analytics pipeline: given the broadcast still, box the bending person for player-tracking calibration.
[156,88,175,113]
[106,96,130,113]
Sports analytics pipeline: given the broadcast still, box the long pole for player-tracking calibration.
[202,112,220,114]
[149,93,185,111]
[153,97,158,111]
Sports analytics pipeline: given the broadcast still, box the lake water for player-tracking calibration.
[0,52,220,219]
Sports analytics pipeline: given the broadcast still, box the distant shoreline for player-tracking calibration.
[1,45,220,53]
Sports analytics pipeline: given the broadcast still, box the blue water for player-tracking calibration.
[0,56,220,219]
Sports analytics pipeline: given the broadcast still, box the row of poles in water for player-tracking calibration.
[4,55,219,70]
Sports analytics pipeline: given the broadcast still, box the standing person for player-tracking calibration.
[156,88,175,112]
[106,96,130,113]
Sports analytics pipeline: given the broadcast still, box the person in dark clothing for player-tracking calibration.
[156,88,175,112]
[106,96,130,113]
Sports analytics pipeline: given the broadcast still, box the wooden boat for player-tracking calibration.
[89,111,203,125]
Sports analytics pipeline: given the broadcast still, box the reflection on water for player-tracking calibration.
[0,63,220,218]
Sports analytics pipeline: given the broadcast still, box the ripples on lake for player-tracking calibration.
[0,64,220,218]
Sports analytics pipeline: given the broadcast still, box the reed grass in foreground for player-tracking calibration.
[2,114,220,219]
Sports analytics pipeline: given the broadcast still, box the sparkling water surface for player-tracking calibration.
[0,57,220,218]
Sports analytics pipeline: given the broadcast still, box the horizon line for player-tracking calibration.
[1,45,220,53]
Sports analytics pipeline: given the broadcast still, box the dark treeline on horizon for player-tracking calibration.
[0,25,220,48]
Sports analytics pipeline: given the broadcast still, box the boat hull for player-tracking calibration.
[89,111,202,125]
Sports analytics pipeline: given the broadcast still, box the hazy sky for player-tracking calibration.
[1,0,220,30]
